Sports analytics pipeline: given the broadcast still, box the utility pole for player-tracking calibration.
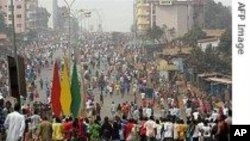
[63,0,76,68]
[10,0,21,105]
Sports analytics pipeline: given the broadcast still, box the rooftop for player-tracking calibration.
[198,37,219,43]
[205,77,232,85]
[203,29,226,38]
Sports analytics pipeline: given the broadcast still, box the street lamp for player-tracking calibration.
[62,0,77,67]
[63,9,87,63]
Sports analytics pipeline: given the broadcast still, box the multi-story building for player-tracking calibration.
[0,0,42,33]
[155,0,194,38]
[136,0,151,31]
[0,0,26,33]
[36,7,50,29]
[134,0,205,38]
[52,0,58,30]
[57,6,79,35]
[25,0,38,31]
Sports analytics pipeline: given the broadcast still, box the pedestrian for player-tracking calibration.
[162,117,174,141]
[111,101,116,116]
[63,117,73,141]
[84,118,91,141]
[29,110,41,139]
[52,117,64,141]
[4,103,26,141]
[100,94,104,105]
[155,119,162,141]
[177,119,187,141]
[71,118,80,141]
[216,115,229,141]
[38,116,52,141]
[144,116,157,141]
[101,117,113,141]
[202,120,212,141]
[0,97,6,140]
[112,116,121,141]
[90,119,101,141]
[3,100,13,116]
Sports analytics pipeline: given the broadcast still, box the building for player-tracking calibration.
[52,0,58,29]
[57,6,79,35]
[136,0,151,31]
[36,7,50,29]
[197,29,225,52]
[197,37,220,52]
[0,0,45,33]
[0,0,26,33]
[134,0,205,37]
[25,0,38,31]
[154,0,195,38]
[0,33,9,47]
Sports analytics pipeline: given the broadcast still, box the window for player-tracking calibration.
[152,8,156,14]
[8,14,12,19]
[16,14,22,18]
[8,6,12,11]
[17,5,22,9]
[17,24,22,27]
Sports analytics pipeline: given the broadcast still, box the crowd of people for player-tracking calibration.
[0,99,231,141]
[0,31,231,141]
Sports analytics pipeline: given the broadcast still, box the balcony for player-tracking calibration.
[137,19,150,25]
[138,25,149,31]
[137,3,150,8]
[137,10,150,16]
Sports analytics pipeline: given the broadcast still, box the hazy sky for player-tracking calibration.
[38,0,232,32]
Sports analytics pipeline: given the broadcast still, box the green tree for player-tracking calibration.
[204,44,220,72]
[204,0,232,29]
[146,25,164,43]
[130,24,137,33]
[188,47,206,73]
[216,28,232,74]
[182,26,206,46]
[217,28,232,56]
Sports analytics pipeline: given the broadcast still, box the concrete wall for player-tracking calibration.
[198,40,220,52]
[155,3,194,38]
[155,5,177,33]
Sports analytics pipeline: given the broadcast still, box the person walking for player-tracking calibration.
[52,117,64,141]
[90,119,101,141]
[101,117,113,141]
[38,116,53,141]
[4,103,26,141]
[144,116,157,141]
[0,97,6,140]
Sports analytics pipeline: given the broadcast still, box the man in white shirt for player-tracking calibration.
[211,110,219,122]
[186,107,192,117]
[141,92,146,100]
[162,118,174,141]
[111,101,116,116]
[146,106,153,118]
[4,103,26,141]
[193,110,199,120]
[144,116,157,140]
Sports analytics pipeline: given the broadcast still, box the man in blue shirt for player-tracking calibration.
[0,96,6,140]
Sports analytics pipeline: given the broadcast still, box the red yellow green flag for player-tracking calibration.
[60,60,72,116]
